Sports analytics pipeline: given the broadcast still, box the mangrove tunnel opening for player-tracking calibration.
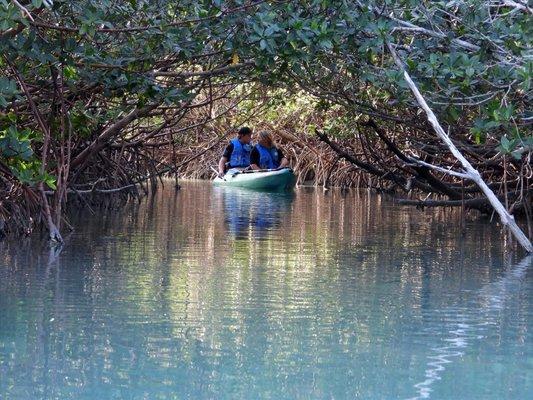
[0,1,531,250]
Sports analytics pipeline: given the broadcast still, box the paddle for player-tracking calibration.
[240,167,291,174]
[211,167,249,180]
[210,166,227,181]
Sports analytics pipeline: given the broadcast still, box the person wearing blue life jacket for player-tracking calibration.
[218,127,253,177]
[250,131,289,170]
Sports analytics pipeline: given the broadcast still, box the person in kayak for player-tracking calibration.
[218,127,253,177]
[250,131,289,170]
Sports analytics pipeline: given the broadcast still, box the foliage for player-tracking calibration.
[0,123,55,188]
[0,0,531,235]
[2,1,530,141]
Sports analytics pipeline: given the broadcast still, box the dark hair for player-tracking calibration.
[238,127,252,137]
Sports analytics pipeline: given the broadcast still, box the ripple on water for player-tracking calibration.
[0,182,531,400]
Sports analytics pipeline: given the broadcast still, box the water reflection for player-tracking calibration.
[214,187,295,239]
[408,254,533,400]
[0,181,531,400]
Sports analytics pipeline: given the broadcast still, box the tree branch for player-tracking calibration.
[387,41,532,252]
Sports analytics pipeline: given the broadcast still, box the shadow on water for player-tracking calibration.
[213,187,295,240]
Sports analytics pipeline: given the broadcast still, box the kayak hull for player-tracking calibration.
[213,168,296,191]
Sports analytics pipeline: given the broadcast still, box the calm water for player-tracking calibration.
[0,182,532,399]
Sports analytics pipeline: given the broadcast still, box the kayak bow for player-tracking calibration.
[213,168,296,191]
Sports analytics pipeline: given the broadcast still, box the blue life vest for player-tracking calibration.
[229,138,251,167]
[255,144,280,169]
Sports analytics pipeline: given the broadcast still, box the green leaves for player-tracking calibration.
[498,135,533,160]
[0,78,20,108]
[1,0,530,190]
[500,135,514,152]
[0,126,34,160]
[31,0,53,8]
[63,65,77,80]
[469,100,519,144]
[0,125,56,187]
[42,171,56,189]
[0,2,20,30]
[492,104,514,122]
[517,61,532,91]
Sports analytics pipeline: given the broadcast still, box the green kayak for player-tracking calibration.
[213,168,296,191]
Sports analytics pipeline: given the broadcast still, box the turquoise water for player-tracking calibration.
[1,182,532,399]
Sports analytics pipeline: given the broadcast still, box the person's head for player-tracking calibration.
[237,126,253,144]
[258,131,274,148]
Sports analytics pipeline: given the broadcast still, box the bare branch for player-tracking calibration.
[387,41,532,252]
[405,157,470,179]
[12,0,34,22]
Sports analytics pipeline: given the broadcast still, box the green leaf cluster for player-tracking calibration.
[0,124,54,187]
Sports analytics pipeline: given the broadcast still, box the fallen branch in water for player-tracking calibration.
[397,198,487,207]
[396,189,531,208]
[387,42,532,253]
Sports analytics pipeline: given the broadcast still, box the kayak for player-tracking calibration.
[213,168,296,191]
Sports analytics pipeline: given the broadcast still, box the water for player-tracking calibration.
[1,182,532,399]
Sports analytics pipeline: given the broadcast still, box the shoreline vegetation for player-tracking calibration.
[0,1,531,251]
